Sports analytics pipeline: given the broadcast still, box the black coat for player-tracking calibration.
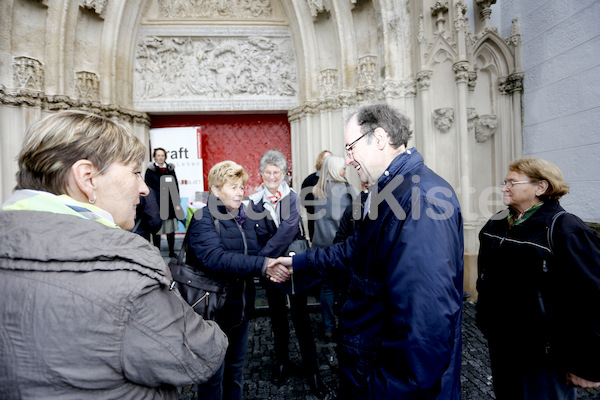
[144,162,179,220]
[300,171,319,240]
[186,196,266,328]
[476,200,600,381]
[132,188,162,236]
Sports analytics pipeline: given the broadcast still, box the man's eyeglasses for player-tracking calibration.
[344,133,369,157]
[500,180,531,188]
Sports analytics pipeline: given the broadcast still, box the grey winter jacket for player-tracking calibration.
[0,210,228,400]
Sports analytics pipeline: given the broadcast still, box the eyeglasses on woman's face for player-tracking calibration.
[499,180,531,189]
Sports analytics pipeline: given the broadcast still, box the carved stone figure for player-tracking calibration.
[319,69,337,97]
[433,108,454,133]
[474,114,497,142]
[134,35,297,101]
[157,0,272,19]
[75,71,100,101]
[358,55,377,87]
[13,57,44,91]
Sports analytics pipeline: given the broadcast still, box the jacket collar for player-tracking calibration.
[375,147,423,193]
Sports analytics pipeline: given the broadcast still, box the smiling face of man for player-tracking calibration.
[344,116,380,185]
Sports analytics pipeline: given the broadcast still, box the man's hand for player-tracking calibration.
[566,372,600,389]
[265,258,291,283]
[272,256,293,271]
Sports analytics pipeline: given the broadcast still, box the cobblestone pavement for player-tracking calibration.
[176,298,600,400]
[161,238,600,400]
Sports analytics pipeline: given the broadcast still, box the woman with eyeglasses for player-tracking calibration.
[476,158,600,399]
[249,149,326,398]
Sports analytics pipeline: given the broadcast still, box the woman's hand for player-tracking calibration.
[265,258,291,283]
[566,372,600,389]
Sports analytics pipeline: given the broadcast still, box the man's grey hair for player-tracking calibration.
[351,103,413,149]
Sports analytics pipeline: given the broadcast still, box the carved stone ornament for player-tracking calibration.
[453,61,469,83]
[417,70,432,91]
[358,55,377,87]
[307,0,329,18]
[13,56,44,91]
[134,35,297,101]
[383,80,417,97]
[467,107,478,131]
[509,18,522,47]
[157,0,272,19]
[474,114,497,142]
[319,69,337,97]
[75,71,100,101]
[431,1,448,33]
[498,72,524,94]
[468,71,478,91]
[433,108,454,133]
[81,0,107,15]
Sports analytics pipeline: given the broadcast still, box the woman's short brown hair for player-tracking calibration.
[208,160,248,190]
[16,110,146,195]
[509,157,570,200]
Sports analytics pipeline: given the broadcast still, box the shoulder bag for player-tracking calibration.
[169,218,227,320]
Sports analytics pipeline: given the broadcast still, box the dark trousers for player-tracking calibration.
[265,288,318,373]
[152,232,175,254]
[196,321,250,400]
[320,279,336,334]
[488,339,577,400]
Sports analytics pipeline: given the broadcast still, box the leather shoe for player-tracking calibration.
[307,373,326,398]
[272,363,289,386]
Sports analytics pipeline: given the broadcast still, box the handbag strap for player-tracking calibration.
[547,210,567,255]
[177,213,221,263]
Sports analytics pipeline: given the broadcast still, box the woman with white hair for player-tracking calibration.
[250,149,326,398]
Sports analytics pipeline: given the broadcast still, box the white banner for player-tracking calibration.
[148,127,204,230]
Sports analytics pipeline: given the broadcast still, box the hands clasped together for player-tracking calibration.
[265,257,293,283]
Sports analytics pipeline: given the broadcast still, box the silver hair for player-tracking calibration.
[259,149,287,173]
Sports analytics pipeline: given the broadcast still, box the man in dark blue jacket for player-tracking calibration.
[272,103,464,399]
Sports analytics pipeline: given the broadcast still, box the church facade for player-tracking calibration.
[1,0,597,298]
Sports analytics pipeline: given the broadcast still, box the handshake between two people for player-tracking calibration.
[265,257,293,283]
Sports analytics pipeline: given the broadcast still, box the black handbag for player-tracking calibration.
[168,220,227,320]
[284,220,309,257]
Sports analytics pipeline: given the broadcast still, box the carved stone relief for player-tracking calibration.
[358,55,377,87]
[474,114,497,142]
[431,1,448,33]
[319,69,337,97]
[75,71,100,100]
[417,70,432,91]
[468,71,478,91]
[453,61,469,83]
[134,35,297,101]
[467,108,498,143]
[433,108,454,133]
[81,0,107,15]
[467,107,478,131]
[498,72,524,94]
[157,0,272,19]
[307,0,329,18]
[383,80,417,97]
[13,57,44,91]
